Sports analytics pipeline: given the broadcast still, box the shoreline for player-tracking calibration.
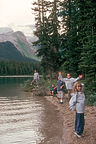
[0,75,43,78]
[0,75,33,78]
[45,95,96,144]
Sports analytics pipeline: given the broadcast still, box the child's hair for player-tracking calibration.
[72,82,82,93]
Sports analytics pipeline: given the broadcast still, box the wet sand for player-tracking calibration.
[45,95,96,144]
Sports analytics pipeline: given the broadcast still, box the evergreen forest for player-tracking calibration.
[0,60,41,75]
[32,0,96,96]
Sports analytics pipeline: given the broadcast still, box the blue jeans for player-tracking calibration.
[75,112,85,135]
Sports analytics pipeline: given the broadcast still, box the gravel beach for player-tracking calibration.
[45,95,96,144]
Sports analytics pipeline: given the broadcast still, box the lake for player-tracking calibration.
[0,77,63,144]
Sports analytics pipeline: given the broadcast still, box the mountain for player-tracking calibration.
[0,41,36,62]
[0,27,39,61]
[0,27,13,34]
[26,36,39,53]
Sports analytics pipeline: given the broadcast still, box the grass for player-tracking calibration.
[23,77,96,106]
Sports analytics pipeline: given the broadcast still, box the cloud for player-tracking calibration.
[8,23,35,36]
[0,0,35,36]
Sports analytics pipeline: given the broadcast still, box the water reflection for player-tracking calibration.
[0,78,63,144]
[0,94,45,144]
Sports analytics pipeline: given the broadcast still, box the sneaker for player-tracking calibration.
[74,132,81,138]
[60,99,63,104]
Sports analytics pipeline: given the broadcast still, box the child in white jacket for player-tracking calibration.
[60,73,83,100]
[69,82,85,138]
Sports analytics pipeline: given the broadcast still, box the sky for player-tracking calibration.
[0,0,36,36]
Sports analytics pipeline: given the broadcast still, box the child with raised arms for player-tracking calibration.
[60,73,83,99]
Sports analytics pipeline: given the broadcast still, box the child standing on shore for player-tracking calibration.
[69,82,85,138]
[57,77,65,103]
[30,70,39,85]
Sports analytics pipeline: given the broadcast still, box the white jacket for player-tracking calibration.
[61,77,79,90]
[69,92,85,113]
[33,72,39,80]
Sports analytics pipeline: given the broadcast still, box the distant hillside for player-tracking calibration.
[0,41,37,62]
[0,27,13,34]
[0,27,39,61]
[13,31,39,61]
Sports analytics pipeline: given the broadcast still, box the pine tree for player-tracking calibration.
[60,0,80,74]
[32,0,63,80]
[47,0,63,74]
[76,0,96,90]
[60,0,96,90]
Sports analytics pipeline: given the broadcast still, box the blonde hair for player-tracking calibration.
[73,82,82,93]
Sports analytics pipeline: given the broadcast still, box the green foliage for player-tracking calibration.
[32,0,64,79]
[38,77,57,89]
[60,0,96,93]
[32,0,96,105]
[0,60,41,75]
[23,77,57,96]
[0,41,38,62]
[23,79,38,92]
[86,92,96,106]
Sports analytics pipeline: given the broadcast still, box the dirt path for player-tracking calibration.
[45,96,96,144]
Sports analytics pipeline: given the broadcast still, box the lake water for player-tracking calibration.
[0,78,63,144]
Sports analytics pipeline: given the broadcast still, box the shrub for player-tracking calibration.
[86,92,96,106]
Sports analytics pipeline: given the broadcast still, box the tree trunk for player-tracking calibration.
[48,69,52,81]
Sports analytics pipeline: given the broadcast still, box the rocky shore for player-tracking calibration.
[45,95,96,144]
